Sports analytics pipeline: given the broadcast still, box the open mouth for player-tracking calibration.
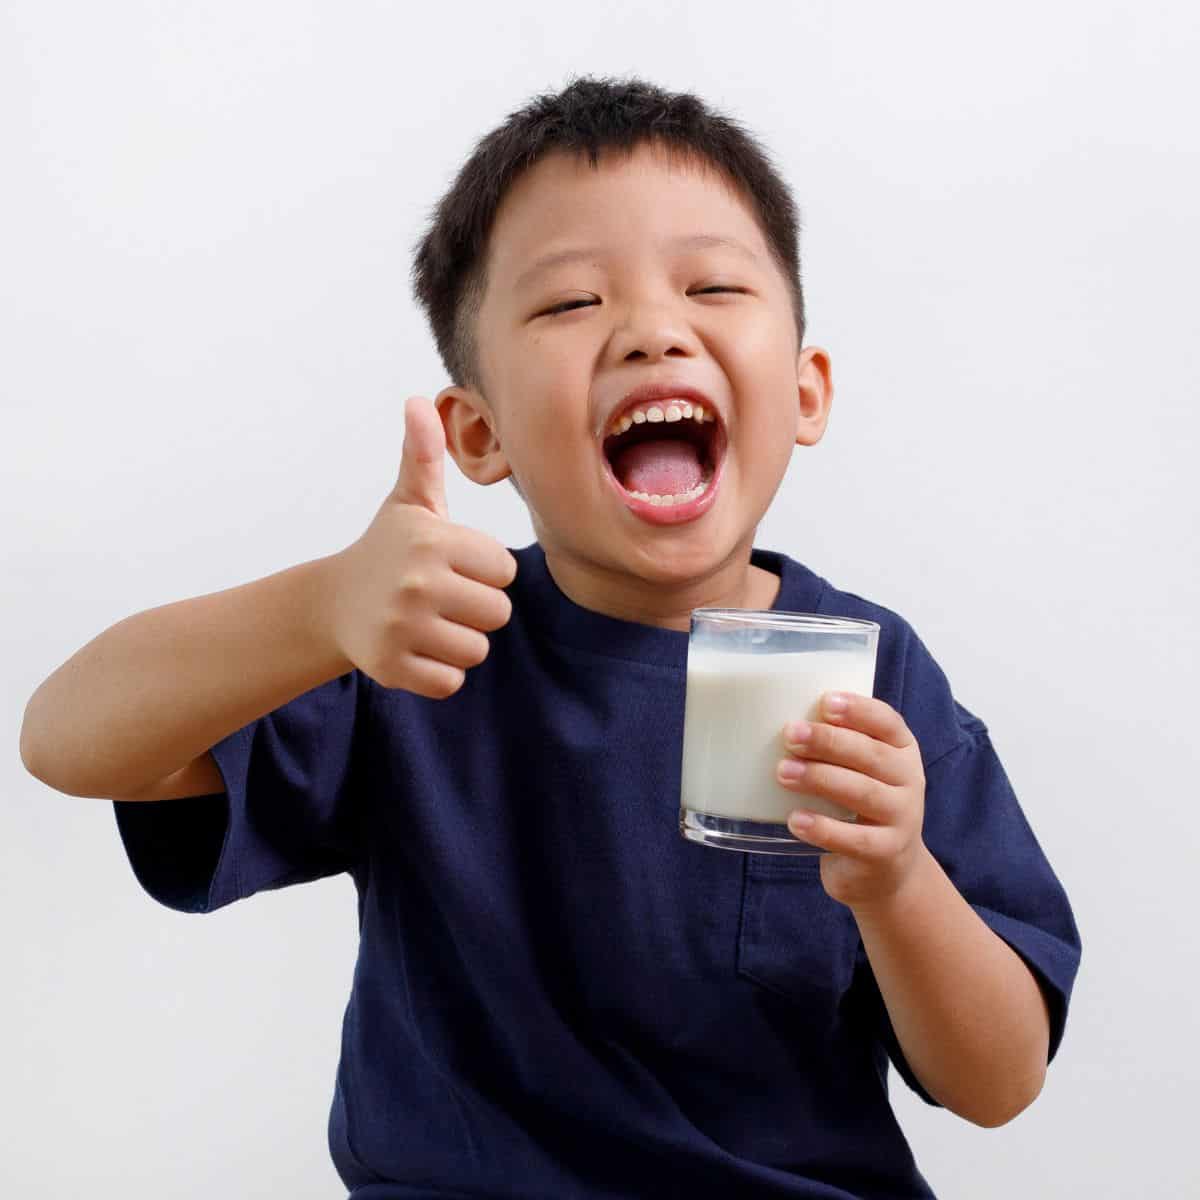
[601,405,726,508]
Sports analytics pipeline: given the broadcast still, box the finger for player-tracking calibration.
[786,807,902,861]
[819,691,916,752]
[439,571,514,633]
[393,396,449,519]
[410,617,493,672]
[445,526,519,592]
[393,652,468,700]
[776,758,901,826]
[781,719,909,787]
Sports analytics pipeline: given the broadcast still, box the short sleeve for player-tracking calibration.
[857,707,1082,1106]
[112,670,367,914]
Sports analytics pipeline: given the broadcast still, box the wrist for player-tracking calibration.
[296,553,355,681]
[846,839,939,927]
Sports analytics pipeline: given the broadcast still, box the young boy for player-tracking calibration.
[21,76,1080,1198]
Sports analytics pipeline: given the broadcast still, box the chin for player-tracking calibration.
[617,519,747,581]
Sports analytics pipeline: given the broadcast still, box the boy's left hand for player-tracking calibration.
[778,692,927,909]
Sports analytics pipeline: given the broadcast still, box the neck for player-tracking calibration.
[539,538,781,633]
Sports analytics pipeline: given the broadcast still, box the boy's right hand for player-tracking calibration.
[324,395,518,699]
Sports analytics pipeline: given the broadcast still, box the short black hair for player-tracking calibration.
[411,74,806,393]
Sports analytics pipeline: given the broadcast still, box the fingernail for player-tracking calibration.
[788,810,814,830]
[824,692,848,715]
[778,759,806,781]
[784,720,811,744]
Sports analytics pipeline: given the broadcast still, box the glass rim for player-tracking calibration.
[689,608,880,633]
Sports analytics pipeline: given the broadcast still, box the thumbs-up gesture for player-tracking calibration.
[326,396,518,698]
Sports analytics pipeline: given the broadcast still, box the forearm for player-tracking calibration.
[851,844,1050,1127]
[20,555,351,798]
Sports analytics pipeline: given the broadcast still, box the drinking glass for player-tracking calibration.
[679,610,880,855]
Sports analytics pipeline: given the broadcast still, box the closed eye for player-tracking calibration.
[542,298,597,316]
[540,285,746,318]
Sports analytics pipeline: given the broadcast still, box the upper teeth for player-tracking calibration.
[607,399,715,437]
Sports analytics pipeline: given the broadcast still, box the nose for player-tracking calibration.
[608,296,700,363]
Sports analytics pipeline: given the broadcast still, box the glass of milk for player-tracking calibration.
[679,610,880,855]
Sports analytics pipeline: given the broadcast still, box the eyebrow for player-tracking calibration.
[513,233,761,292]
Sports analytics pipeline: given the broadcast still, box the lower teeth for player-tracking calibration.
[627,474,712,506]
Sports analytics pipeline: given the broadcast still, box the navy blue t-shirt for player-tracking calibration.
[113,541,1081,1199]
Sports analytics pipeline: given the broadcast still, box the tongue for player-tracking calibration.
[611,437,704,495]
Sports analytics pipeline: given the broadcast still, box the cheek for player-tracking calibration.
[494,384,580,492]
[511,330,586,399]
[721,312,794,373]
[720,330,805,469]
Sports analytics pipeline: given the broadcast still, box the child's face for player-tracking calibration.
[438,142,831,611]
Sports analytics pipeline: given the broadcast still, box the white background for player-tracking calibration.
[4,1,1197,1196]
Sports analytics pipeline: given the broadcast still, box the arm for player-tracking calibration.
[778,691,1051,1127]
[850,846,1049,1126]
[20,556,350,800]
[21,396,520,803]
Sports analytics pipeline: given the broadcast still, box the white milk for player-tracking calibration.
[680,647,877,824]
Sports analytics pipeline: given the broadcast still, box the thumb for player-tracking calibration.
[393,395,449,519]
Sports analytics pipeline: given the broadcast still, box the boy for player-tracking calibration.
[21,76,1080,1198]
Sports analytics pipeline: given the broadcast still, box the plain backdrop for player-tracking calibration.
[4,1,1198,1196]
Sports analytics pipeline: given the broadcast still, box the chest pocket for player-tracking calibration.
[736,854,861,1025]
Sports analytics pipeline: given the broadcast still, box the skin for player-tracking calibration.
[434,142,1051,1127]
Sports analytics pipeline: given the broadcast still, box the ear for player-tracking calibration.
[795,345,833,447]
[435,384,513,485]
